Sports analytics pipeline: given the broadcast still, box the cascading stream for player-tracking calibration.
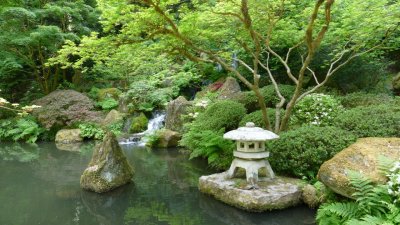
[119,111,166,145]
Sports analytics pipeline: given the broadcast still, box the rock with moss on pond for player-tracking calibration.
[199,172,305,212]
[80,132,134,193]
[130,113,148,133]
[318,137,400,199]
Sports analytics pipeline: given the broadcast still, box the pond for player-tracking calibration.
[0,142,316,225]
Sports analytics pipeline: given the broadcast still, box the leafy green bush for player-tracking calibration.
[334,104,400,138]
[239,109,284,129]
[129,113,148,133]
[180,100,246,169]
[339,92,395,108]
[106,121,124,136]
[238,84,295,112]
[78,123,105,140]
[291,93,343,127]
[125,81,175,112]
[0,116,44,143]
[317,163,400,225]
[180,128,235,169]
[96,97,119,110]
[193,100,247,131]
[267,126,357,179]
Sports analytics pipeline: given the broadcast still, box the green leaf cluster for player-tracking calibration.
[0,116,44,143]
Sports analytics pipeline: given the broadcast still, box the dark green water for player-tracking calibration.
[0,142,316,225]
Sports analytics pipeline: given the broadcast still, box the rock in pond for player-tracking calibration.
[318,137,400,198]
[165,96,192,133]
[199,172,305,212]
[155,129,181,148]
[80,132,134,193]
[55,129,83,143]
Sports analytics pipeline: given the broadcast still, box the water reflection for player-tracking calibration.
[0,142,316,225]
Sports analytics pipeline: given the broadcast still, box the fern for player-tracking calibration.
[317,202,359,222]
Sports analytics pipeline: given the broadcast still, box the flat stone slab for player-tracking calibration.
[199,172,305,212]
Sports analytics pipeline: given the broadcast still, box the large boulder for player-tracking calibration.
[318,137,400,198]
[55,129,83,143]
[199,172,305,212]
[102,109,124,127]
[217,77,241,100]
[165,96,192,132]
[32,90,102,129]
[80,132,134,193]
[155,129,181,148]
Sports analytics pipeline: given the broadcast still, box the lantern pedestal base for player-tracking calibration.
[227,158,275,183]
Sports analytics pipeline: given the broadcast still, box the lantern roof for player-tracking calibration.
[223,122,279,141]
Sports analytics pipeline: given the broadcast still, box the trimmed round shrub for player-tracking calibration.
[339,92,394,108]
[193,100,247,131]
[267,126,357,178]
[291,93,343,127]
[334,104,400,138]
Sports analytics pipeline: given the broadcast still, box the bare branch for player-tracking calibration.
[266,46,299,85]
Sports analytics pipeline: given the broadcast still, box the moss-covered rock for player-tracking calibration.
[301,182,331,208]
[97,88,121,101]
[55,129,83,144]
[165,96,192,133]
[102,109,124,127]
[129,113,148,133]
[80,132,134,193]
[217,77,241,100]
[318,137,400,198]
[147,129,181,148]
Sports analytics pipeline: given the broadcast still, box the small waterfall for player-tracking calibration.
[119,111,166,145]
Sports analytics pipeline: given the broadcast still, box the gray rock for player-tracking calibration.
[155,129,181,148]
[55,129,83,143]
[199,172,305,212]
[217,77,241,100]
[102,109,124,127]
[80,132,134,193]
[165,96,192,132]
[318,137,400,198]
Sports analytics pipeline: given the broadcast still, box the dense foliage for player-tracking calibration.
[291,94,343,127]
[180,100,246,169]
[317,162,400,225]
[267,126,357,179]
[334,104,400,138]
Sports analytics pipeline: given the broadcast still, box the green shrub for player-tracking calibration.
[0,116,44,143]
[180,128,235,169]
[125,81,175,112]
[130,113,148,133]
[180,100,246,169]
[238,84,295,112]
[267,126,357,179]
[78,123,105,140]
[107,121,124,136]
[97,98,119,110]
[339,92,394,108]
[291,93,343,127]
[193,100,247,131]
[239,109,284,129]
[97,88,121,101]
[334,104,400,138]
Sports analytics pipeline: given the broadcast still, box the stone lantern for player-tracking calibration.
[224,122,279,183]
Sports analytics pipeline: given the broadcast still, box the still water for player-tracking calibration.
[0,142,316,225]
